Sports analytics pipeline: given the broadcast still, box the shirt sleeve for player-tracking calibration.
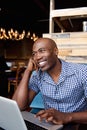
[82,66,87,97]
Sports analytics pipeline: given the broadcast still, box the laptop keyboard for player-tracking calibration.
[24,119,47,130]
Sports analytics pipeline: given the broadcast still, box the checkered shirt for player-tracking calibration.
[29,59,87,112]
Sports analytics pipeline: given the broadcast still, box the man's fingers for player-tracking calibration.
[36,110,45,116]
[46,116,53,122]
[53,120,63,125]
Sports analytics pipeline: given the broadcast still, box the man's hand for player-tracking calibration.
[27,58,38,72]
[35,108,72,125]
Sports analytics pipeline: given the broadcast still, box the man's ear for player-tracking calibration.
[54,47,58,56]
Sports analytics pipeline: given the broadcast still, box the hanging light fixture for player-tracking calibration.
[0,28,38,41]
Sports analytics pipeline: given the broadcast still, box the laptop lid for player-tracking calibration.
[0,96,63,130]
[0,96,27,130]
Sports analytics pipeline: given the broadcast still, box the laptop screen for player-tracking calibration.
[0,96,27,130]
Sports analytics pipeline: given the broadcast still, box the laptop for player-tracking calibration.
[0,96,63,130]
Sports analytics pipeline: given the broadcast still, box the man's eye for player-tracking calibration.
[32,52,35,56]
[32,49,46,56]
[39,49,46,53]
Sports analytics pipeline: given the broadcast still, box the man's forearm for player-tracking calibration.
[12,68,32,110]
[69,111,87,124]
[18,68,32,88]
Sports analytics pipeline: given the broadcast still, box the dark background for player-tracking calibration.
[0,0,87,98]
[0,0,87,36]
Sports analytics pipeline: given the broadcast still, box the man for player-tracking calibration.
[12,38,87,128]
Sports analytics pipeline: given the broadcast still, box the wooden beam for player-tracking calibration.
[51,7,87,18]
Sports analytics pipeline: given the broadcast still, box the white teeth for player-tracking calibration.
[39,61,45,65]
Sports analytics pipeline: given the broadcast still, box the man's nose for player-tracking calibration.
[35,51,42,60]
[37,52,42,59]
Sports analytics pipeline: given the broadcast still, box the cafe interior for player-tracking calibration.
[0,0,50,98]
[0,0,87,98]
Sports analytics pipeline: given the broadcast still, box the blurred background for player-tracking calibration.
[0,0,87,35]
[0,0,87,98]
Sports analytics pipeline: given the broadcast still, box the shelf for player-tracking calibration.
[49,0,87,33]
[50,7,87,18]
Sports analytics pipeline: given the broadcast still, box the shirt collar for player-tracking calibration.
[58,59,75,84]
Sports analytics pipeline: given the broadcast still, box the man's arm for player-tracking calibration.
[12,58,36,110]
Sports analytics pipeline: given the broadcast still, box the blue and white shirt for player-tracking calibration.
[29,59,87,113]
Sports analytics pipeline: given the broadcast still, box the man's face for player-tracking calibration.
[32,39,57,71]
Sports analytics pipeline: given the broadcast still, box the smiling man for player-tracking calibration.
[12,38,87,130]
